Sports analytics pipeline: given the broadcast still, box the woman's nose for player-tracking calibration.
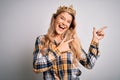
[62,21,67,26]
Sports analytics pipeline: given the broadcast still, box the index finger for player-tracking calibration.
[66,39,74,43]
[97,26,107,33]
[100,26,107,31]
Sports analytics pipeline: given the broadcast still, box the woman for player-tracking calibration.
[33,5,106,80]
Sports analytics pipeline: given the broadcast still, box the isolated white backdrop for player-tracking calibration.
[0,0,120,80]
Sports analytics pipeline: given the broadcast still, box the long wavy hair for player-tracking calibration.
[41,11,83,61]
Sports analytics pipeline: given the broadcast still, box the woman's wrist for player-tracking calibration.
[92,38,99,43]
[53,48,61,56]
[56,47,62,53]
[91,38,99,48]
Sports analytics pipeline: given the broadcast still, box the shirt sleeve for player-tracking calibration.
[33,35,59,73]
[80,40,100,69]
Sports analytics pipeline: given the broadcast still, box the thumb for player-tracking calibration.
[61,36,67,44]
[93,27,97,34]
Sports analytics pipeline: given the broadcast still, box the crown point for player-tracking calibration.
[56,5,76,16]
[70,5,73,8]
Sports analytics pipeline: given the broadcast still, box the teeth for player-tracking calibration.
[61,26,64,28]
[59,25,65,29]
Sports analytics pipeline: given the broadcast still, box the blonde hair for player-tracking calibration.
[40,6,84,64]
[42,12,83,61]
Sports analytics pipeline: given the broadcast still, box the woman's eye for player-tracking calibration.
[67,21,71,24]
[67,20,72,24]
[60,17,64,20]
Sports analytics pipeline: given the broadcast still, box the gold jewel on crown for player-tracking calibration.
[56,5,76,16]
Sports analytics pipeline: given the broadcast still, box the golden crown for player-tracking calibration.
[56,5,76,16]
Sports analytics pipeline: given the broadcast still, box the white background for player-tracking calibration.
[0,0,120,80]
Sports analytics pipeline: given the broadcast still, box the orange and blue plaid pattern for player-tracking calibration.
[33,35,100,80]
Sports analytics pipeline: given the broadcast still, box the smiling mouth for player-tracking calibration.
[59,25,65,30]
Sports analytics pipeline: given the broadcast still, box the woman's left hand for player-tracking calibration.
[92,26,107,43]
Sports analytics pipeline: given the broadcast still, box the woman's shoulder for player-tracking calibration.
[36,35,46,40]
[36,35,47,42]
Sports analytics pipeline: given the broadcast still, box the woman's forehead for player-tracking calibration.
[57,12,72,20]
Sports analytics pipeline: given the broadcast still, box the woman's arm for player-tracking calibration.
[80,40,100,69]
[33,35,60,73]
[80,26,106,69]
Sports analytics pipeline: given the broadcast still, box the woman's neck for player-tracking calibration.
[55,35,62,44]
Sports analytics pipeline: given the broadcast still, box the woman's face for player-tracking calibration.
[54,12,73,35]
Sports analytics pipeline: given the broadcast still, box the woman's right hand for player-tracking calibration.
[57,37,74,53]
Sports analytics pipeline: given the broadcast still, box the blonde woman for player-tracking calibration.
[33,5,106,80]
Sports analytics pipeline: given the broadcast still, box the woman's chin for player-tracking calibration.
[56,31,64,35]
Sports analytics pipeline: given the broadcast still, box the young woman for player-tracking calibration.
[33,5,106,80]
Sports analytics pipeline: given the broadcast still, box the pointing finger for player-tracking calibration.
[101,26,107,30]
[99,26,107,31]
[97,26,107,33]
[66,39,74,43]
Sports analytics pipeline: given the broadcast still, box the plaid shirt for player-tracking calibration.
[33,35,100,80]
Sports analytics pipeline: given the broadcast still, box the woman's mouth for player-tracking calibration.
[59,25,65,30]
